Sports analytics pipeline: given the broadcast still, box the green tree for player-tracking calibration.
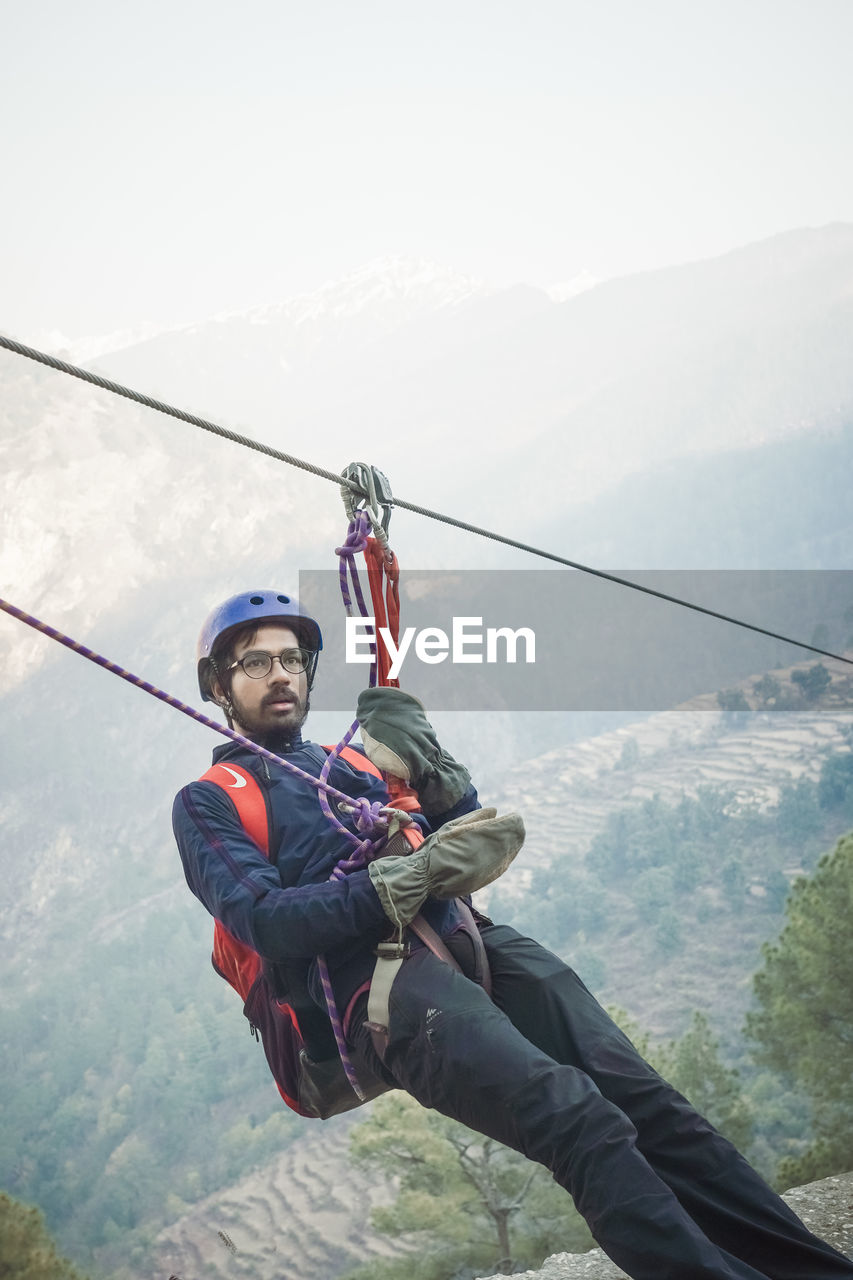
[818,751,853,810]
[721,855,746,912]
[344,1093,593,1280]
[717,688,750,720]
[843,602,853,650]
[790,663,831,703]
[634,866,675,920]
[615,736,640,770]
[753,674,782,707]
[671,839,702,892]
[654,1013,753,1153]
[746,831,853,1187]
[0,1192,88,1280]
[654,908,683,955]
[609,1009,752,1155]
[775,779,821,846]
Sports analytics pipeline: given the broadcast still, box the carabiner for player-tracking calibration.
[341,461,394,546]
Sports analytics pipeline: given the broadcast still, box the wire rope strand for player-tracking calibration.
[2,332,851,668]
[0,333,344,487]
[391,496,853,666]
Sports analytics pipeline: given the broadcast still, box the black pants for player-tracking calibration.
[349,925,853,1280]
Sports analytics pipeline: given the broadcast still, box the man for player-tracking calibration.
[173,589,853,1280]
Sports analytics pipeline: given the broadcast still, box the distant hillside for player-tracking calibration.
[475,223,853,527]
[535,418,853,569]
[0,349,338,688]
[153,1117,406,1280]
[487,660,853,1044]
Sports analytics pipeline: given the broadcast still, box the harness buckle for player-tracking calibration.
[375,939,409,962]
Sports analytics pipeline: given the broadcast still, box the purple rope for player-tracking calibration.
[317,719,363,844]
[315,954,365,1098]
[336,511,373,615]
[0,591,394,1105]
[335,512,378,686]
[0,596,396,825]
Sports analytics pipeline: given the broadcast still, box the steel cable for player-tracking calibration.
[1,331,850,668]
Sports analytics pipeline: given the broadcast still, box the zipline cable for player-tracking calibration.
[1,332,851,669]
[0,333,344,487]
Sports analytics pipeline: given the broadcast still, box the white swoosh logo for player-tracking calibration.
[219,766,247,789]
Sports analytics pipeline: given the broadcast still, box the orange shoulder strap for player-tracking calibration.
[332,743,382,780]
[201,744,418,853]
[199,762,269,854]
[200,748,379,848]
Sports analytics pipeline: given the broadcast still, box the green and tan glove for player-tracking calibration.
[368,807,525,930]
[356,686,471,815]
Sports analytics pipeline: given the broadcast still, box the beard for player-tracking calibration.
[229,685,310,746]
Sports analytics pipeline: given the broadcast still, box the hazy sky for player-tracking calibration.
[2,0,852,342]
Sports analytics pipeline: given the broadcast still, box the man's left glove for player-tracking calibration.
[356,687,471,815]
[368,807,525,929]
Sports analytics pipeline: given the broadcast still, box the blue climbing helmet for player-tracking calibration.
[197,590,323,701]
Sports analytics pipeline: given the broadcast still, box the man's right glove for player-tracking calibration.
[368,807,525,930]
[356,687,471,815]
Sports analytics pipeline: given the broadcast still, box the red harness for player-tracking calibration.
[199,745,409,1115]
[200,743,488,1116]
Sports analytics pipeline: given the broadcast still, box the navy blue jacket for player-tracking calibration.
[172,730,480,1012]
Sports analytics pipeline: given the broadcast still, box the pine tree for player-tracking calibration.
[746,831,853,1186]
[655,1012,753,1153]
[0,1192,88,1280]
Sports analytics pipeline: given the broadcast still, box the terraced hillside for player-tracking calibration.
[491,666,853,883]
[154,1115,407,1279]
[483,658,853,1041]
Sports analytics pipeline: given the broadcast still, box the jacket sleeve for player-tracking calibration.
[173,780,390,962]
[424,782,481,829]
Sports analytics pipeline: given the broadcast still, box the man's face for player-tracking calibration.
[220,623,310,742]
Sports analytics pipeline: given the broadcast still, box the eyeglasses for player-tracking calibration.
[227,648,314,679]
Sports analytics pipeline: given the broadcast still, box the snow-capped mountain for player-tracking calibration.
[35,321,193,365]
[545,270,599,301]
[80,225,853,527]
[229,255,492,327]
[25,257,490,369]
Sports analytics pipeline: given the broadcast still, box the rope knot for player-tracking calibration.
[349,796,389,835]
[335,511,372,558]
